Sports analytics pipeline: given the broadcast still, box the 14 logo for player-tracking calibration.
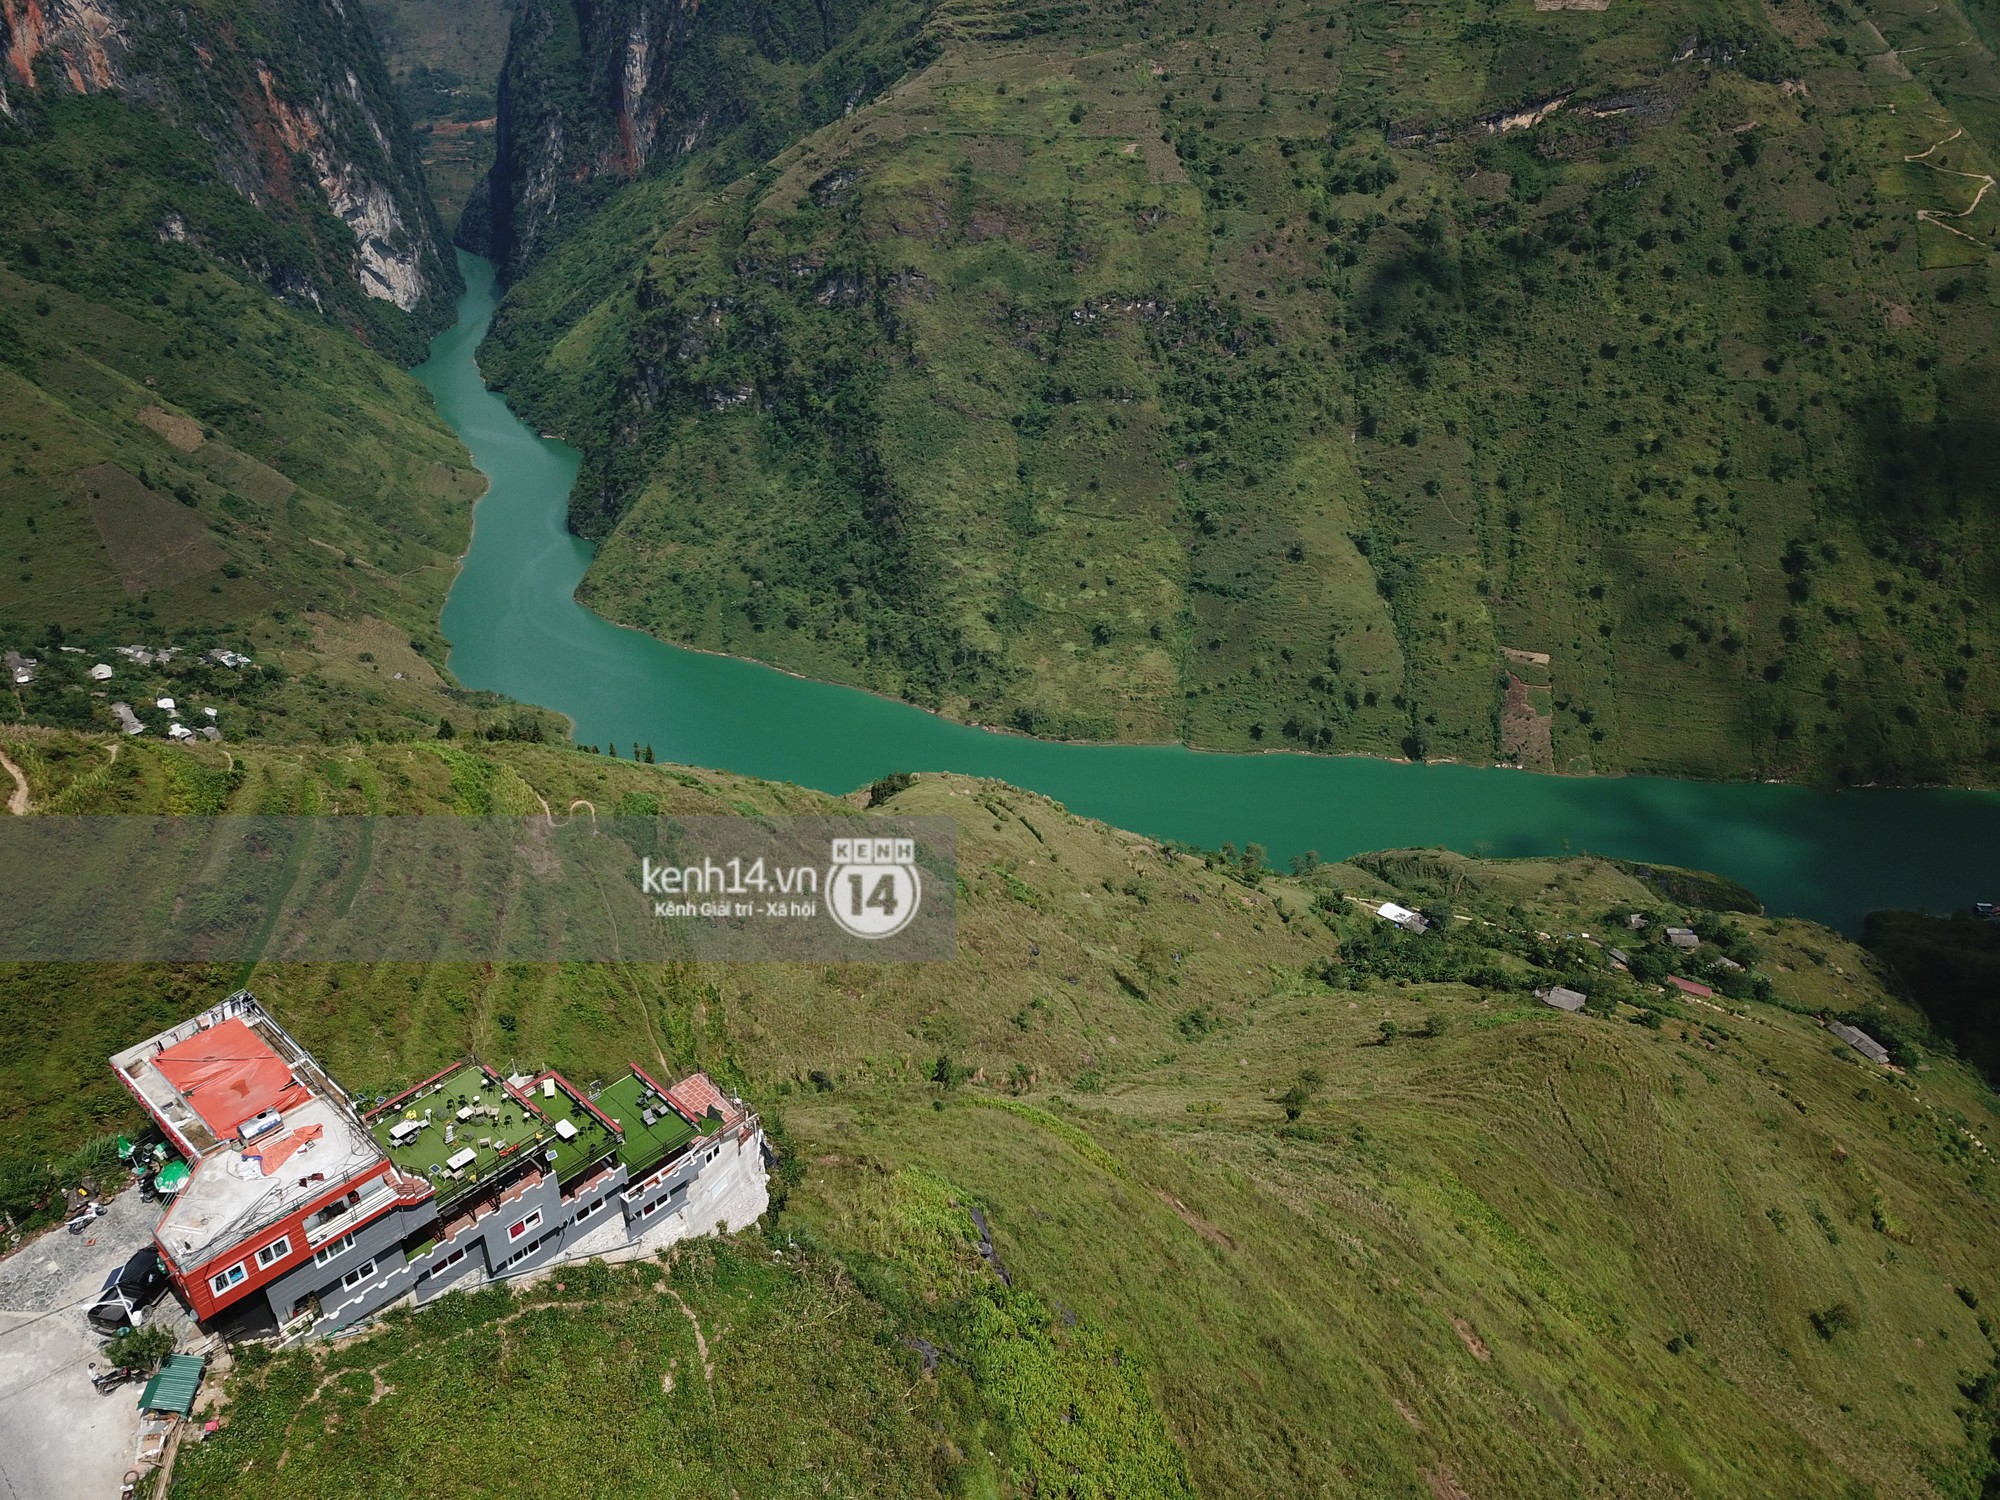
[826,838,922,939]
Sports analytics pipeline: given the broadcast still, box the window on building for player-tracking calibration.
[507,1210,542,1242]
[314,1231,357,1267]
[340,1258,378,1290]
[210,1263,247,1295]
[255,1236,292,1269]
[419,1246,466,1283]
[306,1188,362,1234]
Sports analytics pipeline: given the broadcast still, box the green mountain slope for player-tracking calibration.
[0,3,546,743]
[360,0,519,229]
[477,0,2000,784]
[5,732,1999,1496]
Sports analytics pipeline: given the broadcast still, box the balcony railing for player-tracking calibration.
[304,1179,396,1245]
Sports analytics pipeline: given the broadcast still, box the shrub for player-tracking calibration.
[1809,1302,1857,1340]
[865,771,916,806]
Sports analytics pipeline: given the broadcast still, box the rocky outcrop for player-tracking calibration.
[246,59,432,312]
[480,0,921,277]
[0,0,456,329]
[0,0,126,113]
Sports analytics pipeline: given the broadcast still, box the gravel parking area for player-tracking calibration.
[0,1189,184,1500]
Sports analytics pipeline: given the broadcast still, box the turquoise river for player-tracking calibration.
[423,254,1999,933]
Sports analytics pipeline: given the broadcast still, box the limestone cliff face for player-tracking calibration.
[0,0,125,113]
[0,0,456,328]
[478,0,919,277]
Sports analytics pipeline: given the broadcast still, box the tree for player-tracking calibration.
[436,716,455,739]
[1277,1066,1324,1122]
[931,1053,967,1090]
[104,1322,177,1371]
[1809,1302,1857,1341]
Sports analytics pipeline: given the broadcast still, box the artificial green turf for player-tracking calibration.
[528,1076,621,1183]
[369,1063,554,1192]
[596,1072,697,1176]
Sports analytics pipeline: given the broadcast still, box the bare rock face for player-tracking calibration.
[0,0,129,115]
[0,0,455,326]
[248,59,430,312]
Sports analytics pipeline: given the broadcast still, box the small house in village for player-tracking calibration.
[1828,1021,1892,1066]
[1664,927,1700,950]
[1668,975,1712,999]
[1375,901,1430,935]
[1538,986,1587,1013]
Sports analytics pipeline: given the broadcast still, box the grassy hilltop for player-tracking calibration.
[476,0,2000,785]
[2,733,1998,1496]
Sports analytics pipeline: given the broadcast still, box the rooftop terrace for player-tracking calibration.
[366,1062,554,1209]
[111,994,394,1265]
[156,1094,387,1264]
[596,1072,696,1176]
[111,992,348,1160]
[525,1073,620,1183]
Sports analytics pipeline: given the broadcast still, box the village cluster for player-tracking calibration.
[5,644,255,740]
[1368,898,1896,1063]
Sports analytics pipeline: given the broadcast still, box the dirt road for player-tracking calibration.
[0,746,25,815]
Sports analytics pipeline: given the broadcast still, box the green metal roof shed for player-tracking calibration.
[138,1354,205,1416]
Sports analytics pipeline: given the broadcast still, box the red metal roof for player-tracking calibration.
[1668,975,1713,999]
[152,1017,309,1139]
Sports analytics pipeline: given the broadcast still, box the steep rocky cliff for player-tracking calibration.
[0,0,458,342]
[474,0,928,277]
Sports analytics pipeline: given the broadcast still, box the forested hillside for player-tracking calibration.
[3,732,1999,1496]
[0,0,542,744]
[476,0,2000,784]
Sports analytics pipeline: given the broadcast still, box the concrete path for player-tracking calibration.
[0,1190,169,1500]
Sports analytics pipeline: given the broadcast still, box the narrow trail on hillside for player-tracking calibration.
[0,747,27,814]
[1905,126,1996,243]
